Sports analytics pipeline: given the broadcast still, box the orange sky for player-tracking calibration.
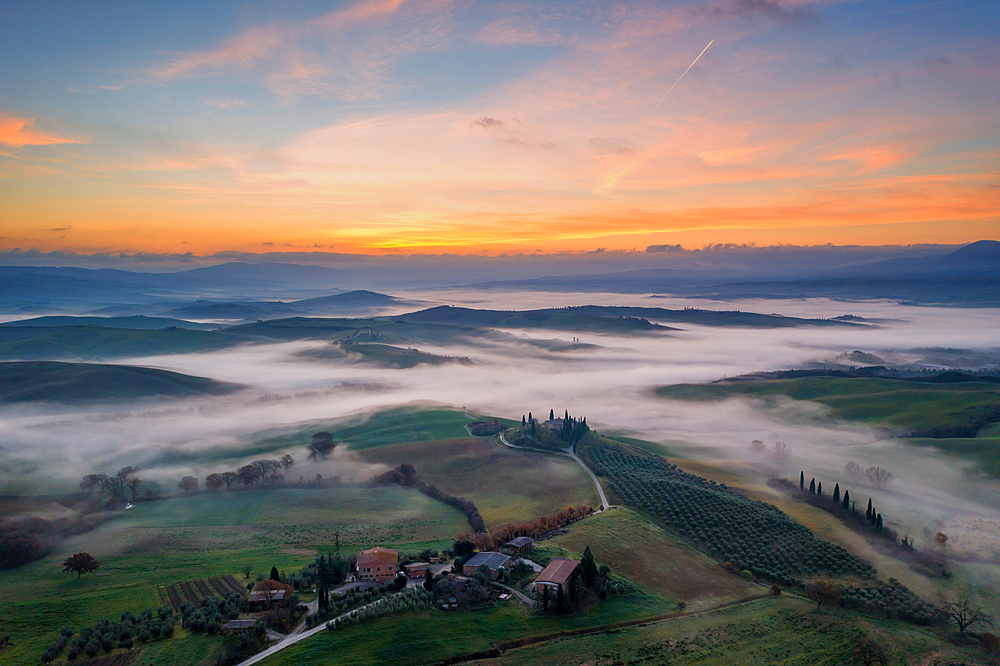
[1,0,998,257]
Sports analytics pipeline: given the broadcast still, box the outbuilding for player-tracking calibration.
[462,551,511,579]
[530,558,579,594]
[404,562,431,578]
[503,536,534,555]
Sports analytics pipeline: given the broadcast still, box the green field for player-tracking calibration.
[544,509,754,611]
[263,594,671,666]
[492,595,957,665]
[140,406,476,472]
[356,437,600,527]
[0,361,244,403]
[0,484,469,666]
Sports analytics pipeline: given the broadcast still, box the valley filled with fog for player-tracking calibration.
[3,292,999,570]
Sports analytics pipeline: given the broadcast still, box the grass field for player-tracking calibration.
[142,406,477,470]
[66,486,468,558]
[263,594,672,666]
[0,484,469,666]
[543,509,755,611]
[491,595,960,665]
[355,437,600,527]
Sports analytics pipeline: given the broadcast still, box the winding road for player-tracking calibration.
[497,430,608,511]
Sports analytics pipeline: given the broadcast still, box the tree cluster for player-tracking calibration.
[180,593,242,634]
[43,605,176,662]
[325,587,434,631]
[840,578,945,625]
[205,456,294,492]
[308,431,336,460]
[845,461,894,489]
[375,464,487,532]
[79,466,140,502]
[63,552,100,579]
[592,445,877,588]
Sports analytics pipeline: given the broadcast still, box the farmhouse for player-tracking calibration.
[404,562,431,578]
[503,536,534,555]
[530,558,579,594]
[221,619,256,634]
[462,551,511,579]
[248,589,285,607]
[357,546,399,582]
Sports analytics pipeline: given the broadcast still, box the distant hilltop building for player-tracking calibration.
[357,546,399,582]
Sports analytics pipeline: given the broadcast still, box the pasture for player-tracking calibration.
[263,593,671,666]
[355,437,600,527]
[544,509,755,610]
[491,594,957,665]
[66,486,469,558]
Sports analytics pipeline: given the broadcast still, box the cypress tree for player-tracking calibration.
[817,482,822,497]
[556,584,565,613]
[581,546,598,586]
[542,585,549,611]
[565,409,569,420]
[270,566,280,581]
[522,415,526,427]
[800,471,805,490]
[531,420,536,436]
[842,489,850,510]
[550,409,555,420]
[809,478,816,494]
[866,498,873,521]
[528,412,532,423]
[876,513,883,531]
[833,484,840,503]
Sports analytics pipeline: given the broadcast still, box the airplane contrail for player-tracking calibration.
[645,39,714,120]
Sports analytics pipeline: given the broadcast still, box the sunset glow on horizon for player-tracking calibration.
[1,0,998,257]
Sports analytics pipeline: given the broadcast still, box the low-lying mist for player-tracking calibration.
[1,292,999,561]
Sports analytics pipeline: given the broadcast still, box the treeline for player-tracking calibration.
[375,464,487,532]
[481,505,594,551]
[1,509,110,570]
[203,455,296,491]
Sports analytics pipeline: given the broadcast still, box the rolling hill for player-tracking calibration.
[0,361,245,403]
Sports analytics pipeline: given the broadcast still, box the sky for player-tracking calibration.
[1,0,998,257]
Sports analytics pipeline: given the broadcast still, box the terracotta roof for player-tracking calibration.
[535,558,579,586]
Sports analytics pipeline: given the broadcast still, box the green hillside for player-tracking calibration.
[0,361,245,403]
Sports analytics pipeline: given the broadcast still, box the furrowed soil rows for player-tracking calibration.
[178,581,200,604]
[194,578,213,597]
[209,576,232,597]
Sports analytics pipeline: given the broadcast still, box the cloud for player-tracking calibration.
[704,0,815,24]
[590,137,634,155]
[48,226,72,232]
[471,117,506,129]
[206,98,252,109]
[924,55,954,68]
[645,243,684,253]
[144,0,460,101]
[0,115,85,148]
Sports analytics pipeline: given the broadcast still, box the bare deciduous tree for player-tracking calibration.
[853,635,889,665]
[281,454,294,470]
[943,596,994,635]
[771,441,790,459]
[845,461,863,482]
[865,466,893,488]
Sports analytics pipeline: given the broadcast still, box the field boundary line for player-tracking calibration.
[434,592,772,665]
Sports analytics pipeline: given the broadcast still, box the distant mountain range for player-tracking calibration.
[479,240,1000,305]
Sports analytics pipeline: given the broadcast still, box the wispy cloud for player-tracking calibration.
[144,0,461,101]
[0,115,85,148]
